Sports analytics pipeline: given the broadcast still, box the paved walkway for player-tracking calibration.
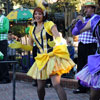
[0,80,89,100]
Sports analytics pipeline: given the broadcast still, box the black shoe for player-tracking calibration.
[73,88,87,94]
[0,79,11,84]
[32,83,37,87]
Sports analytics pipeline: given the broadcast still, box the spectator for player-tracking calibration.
[67,37,75,60]
[7,33,16,70]
[62,37,75,79]
[0,7,10,84]
[7,33,16,60]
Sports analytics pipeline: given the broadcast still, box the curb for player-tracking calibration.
[9,71,78,89]
[61,78,78,89]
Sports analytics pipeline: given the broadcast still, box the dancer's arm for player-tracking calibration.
[51,25,66,46]
[80,20,91,32]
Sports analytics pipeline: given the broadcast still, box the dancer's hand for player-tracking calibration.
[77,15,84,23]
[48,39,55,47]
[9,41,33,51]
[54,37,66,46]
[9,41,22,49]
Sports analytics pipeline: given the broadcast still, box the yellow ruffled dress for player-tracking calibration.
[27,21,75,80]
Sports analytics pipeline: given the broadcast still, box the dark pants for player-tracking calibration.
[77,42,97,90]
[77,42,97,72]
[0,40,10,81]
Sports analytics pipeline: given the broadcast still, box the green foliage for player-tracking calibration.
[11,0,35,7]
[50,0,65,12]
[10,25,26,38]
[10,0,98,12]
[49,0,79,13]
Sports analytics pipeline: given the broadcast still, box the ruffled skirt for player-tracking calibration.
[75,65,100,89]
[27,56,75,80]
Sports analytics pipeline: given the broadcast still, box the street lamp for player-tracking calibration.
[3,0,13,15]
[64,2,69,36]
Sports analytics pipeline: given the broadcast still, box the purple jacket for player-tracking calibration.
[72,15,100,36]
[72,20,87,35]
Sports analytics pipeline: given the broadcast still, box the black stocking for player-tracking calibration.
[37,80,46,100]
[90,88,100,100]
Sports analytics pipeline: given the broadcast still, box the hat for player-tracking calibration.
[84,1,96,7]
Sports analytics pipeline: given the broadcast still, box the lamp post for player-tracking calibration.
[3,0,11,15]
[7,0,10,14]
[4,0,13,15]
[64,2,69,36]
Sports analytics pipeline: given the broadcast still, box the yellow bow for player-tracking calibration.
[35,44,69,71]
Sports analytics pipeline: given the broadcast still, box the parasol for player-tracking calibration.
[7,8,33,22]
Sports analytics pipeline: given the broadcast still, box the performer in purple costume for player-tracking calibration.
[72,2,100,99]
[72,1,97,94]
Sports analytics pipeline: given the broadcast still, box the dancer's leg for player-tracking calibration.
[51,74,67,100]
[37,80,46,100]
[90,87,100,100]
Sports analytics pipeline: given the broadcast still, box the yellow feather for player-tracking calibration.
[35,0,48,10]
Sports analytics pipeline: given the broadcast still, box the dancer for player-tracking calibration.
[9,7,75,100]
[72,5,100,100]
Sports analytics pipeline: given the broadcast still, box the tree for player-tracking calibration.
[10,24,26,38]
[49,0,80,13]
[11,0,35,8]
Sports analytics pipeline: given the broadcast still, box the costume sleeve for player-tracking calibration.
[44,21,55,36]
[29,26,34,38]
[72,20,86,35]
[2,17,9,33]
[90,15,100,32]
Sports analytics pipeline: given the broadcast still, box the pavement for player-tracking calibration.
[0,79,89,100]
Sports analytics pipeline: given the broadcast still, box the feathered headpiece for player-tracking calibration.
[35,0,48,11]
